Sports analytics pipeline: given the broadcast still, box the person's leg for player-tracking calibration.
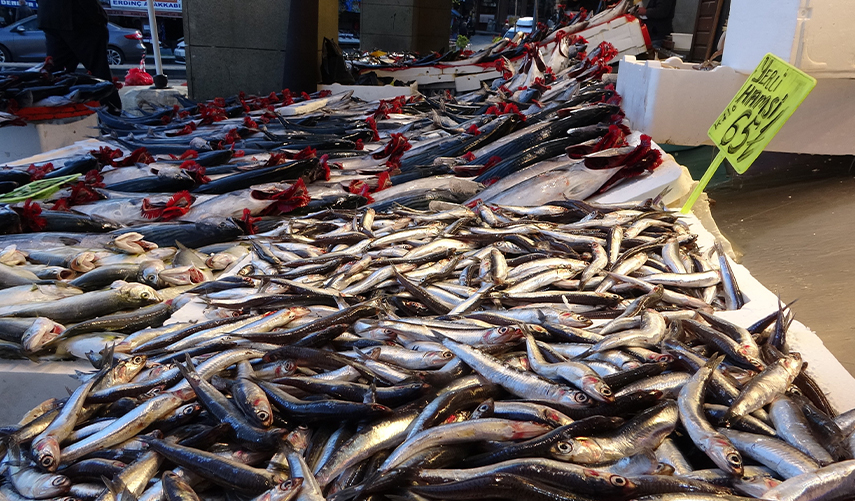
[65,24,122,112]
[44,29,80,73]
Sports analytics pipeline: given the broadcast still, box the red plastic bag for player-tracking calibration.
[124,67,153,86]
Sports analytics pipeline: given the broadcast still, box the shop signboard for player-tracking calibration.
[0,0,37,7]
[681,53,816,213]
[109,0,182,14]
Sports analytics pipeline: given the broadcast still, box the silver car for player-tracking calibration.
[0,16,146,65]
[173,38,185,64]
[503,16,535,39]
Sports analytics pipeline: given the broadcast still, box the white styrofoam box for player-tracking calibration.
[576,15,649,60]
[412,74,455,86]
[5,138,115,167]
[617,55,744,146]
[317,82,417,102]
[441,65,496,76]
[671,33,692,52]
[0,114,99,164]
[723,0,855,78]
[0,360,92,426]
[455,71,502,93]
[119,85,189,117]
[367,66,443,82]
[589,149,694,206]
[685,204,855,414]
[617,55,855,155]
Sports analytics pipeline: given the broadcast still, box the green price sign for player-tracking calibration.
[708,53,816,174]
[681,53,816,213]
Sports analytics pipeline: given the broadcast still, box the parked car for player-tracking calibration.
[0,16,146,65]
[338,32,359,49]
[174,38,185,64]
[503,16,535,39]
[141,23,162,53]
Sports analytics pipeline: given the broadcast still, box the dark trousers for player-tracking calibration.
[44,25,122,111]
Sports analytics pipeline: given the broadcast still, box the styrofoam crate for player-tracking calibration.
[616,55,855,155]
[671,33,692,52]
[0,114,99,164]
[455,71,502,93]
[616,56,744,147]
[0,360,92,426]
[723,0,855,78]
[576,15,649,59]
[589,147,693,206]
[318,83,417,102]
[367,66,443,81]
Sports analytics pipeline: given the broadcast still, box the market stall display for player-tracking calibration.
[0,66,119,162]
[0,67,116,122]
[348,0,647,93]
[1,198,854,501]
[0,6,853,501]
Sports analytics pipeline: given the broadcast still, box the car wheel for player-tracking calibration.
[0,45,12,63]
[106,46,124,65]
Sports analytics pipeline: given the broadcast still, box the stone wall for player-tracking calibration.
[360,0,452,54]
[183,0,338,100]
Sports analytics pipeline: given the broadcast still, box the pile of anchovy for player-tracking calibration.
[0,199,853,501]
[1,2,853,497]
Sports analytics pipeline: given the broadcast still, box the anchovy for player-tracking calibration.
[719,428,820,479]
[678,354,744,476]
[549,401,679,464]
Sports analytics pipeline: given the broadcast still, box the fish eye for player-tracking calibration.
[140,291,150,299]
[600,387,612,396]
[728,453,742,465]
[610,476,627,487]
[556,442,572,453]
[441,352,453,359]
[478,404,490,412]
[183,406,195,415]
[279,481,293,490]
[51,477,66,486]
[40,456,54,468]
[498,327,508,333]
[132,356,144,364]
[257,411,270,422]
[576,393,590,403]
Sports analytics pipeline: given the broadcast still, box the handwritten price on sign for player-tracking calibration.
[708,53,815,174]
[681,54,816,214]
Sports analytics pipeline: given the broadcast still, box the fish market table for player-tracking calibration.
[1,31,855,495]
[0,359,91,425]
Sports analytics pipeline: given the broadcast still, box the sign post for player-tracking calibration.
[680,53,817,214]
[145,0,168,88]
